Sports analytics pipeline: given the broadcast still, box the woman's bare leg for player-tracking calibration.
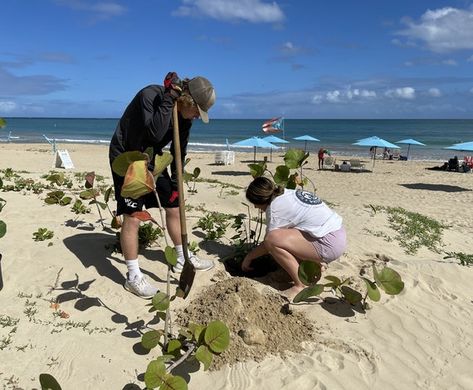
[264,228,322,297]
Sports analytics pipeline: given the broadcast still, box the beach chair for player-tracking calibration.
[323,156,336,170]
[391,149,400,160]
[348,159,366,171]
[464,156,473,168]
[214,151,235,165]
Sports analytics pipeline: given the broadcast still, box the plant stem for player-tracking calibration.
[167,342,196,372]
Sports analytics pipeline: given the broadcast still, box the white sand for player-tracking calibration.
[1,143,473,389]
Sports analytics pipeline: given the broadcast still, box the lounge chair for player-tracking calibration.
[214,151,235,165]
[323,156,336,170]
[391,149,400,160]
[464,156,473,168]
[348,159,366,171]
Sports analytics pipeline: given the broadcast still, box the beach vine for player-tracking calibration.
[293,261,405,308]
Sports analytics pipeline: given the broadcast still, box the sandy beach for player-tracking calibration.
[1,142,473,390]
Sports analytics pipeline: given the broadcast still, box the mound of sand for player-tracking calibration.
[177,276,317,370]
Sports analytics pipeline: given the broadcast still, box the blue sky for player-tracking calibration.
[1,0,473,119]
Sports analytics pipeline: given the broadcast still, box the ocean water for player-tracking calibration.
[1,117,472,160]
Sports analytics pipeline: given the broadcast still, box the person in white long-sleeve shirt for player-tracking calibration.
[242,177,347,299]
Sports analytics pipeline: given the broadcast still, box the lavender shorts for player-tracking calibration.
[303,227,347,263]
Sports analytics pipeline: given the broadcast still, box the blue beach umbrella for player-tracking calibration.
[293,135,320,152]
[233,136,278,162]
[396,138,426,160]
[262,135,289,161]
[353,136,400,168]
[445,141,473,152]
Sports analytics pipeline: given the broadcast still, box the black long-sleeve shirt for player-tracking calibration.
[109,85,191,178]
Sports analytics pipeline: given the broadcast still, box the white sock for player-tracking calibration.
[126,259,142,280]
[175,245,185,264]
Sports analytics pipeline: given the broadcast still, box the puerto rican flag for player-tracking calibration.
[262,117,283,133]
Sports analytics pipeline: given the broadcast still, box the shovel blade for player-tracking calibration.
[177,261,196,299]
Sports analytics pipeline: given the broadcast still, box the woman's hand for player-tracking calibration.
[241,255,254,272]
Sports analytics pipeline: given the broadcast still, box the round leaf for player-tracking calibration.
[373,266,405,295]
[284,149,306,169]
[166,339,182,356]
[144,360,167,389]
[0,221,6,239]
[195,345,213,371]
[204,320,230,353]
[293,284,324,303]
[112,151,148,177]
[298,261,321,286]
[152,292,170,311]
[39,373,62,390]
[153,152,173,177]
[341,286,363,305]
[273,165,290,186]
[324,275,342,288]
[165,246,177,266]
[142,330,162,350]
[161,374,188,390]
[104,186,113,203]
[193,167,201,178]
[121,160,155,198]
[362,277,381,302]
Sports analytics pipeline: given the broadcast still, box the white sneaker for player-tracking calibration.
[124,274,158,299]
[173,255,214,272]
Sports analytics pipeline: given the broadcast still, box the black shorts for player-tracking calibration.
[112,169,178,216]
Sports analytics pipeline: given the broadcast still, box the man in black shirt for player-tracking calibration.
[109,72,216,298]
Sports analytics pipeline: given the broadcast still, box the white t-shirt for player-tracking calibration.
[266,189,343,238]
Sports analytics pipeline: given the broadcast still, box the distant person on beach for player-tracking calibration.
[317,148,329,169]
[109,72,216,298]
[241,177,347,300]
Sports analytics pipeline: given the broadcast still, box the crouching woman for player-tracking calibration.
[241,177,347,299]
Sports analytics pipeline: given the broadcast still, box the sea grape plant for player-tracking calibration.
[249,148,316,192]
[293,261,405,308]
[112,150,231,387]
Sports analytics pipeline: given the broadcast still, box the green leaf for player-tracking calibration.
[248,162,266,178]
[204,320,230,353]
[142,330,163,350]
[104,186,113,203]
[188,323,206,342]
[160,375,188,390]
[362,277,381,302]
[195,345,213,370]
[39,373,62,390]
[324,275,342,288]
[166,339,182,356]
[112,151,148,177]
[373,266,405,295]
[59,197,72,206]
[0,221,6,239]
[293,284,324,303]
[144,147,154,161]
[284,149,306,169]
[144,360,167,389]
[341,286,363,305]
[193,167,201,178]
[152,292,170,311]
[165,246,177,266]
[153,152,173,177]
[0,118,6,129]
[0,177,3,189]
[79,189,96,200]
[121,160,155,198]
[298,261,322,286]
[273,165,290,186]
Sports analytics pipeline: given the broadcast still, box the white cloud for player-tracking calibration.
[385,87,416,99]
[428,88,441,97]
[311,88,377,104]
[442,59,457,66]
[173,0,284,23]
[54,0,126,19]
[0,101,17,113]
[396,6,473,52]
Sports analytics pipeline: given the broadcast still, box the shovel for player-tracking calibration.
[172,102,196,298]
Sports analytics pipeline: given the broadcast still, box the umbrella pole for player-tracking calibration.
[407,144,411,160]
[373,147,377,169]
[270,147,273,162]
[305,140,307,152]
[254,146,256,163]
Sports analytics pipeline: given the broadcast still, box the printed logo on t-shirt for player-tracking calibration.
[295,190,322,205]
